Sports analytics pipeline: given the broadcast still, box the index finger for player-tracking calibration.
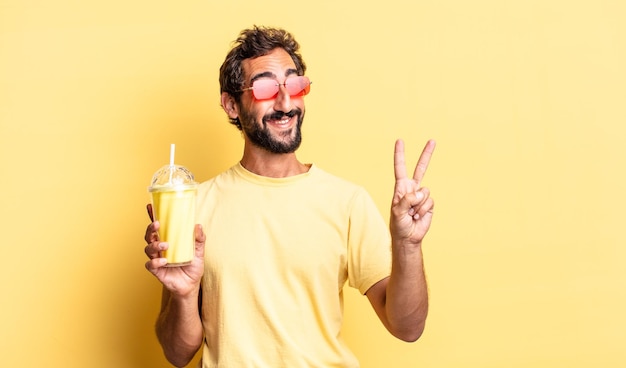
[413,139,436,185]
[394,139,408,181]
[146,203,154,222]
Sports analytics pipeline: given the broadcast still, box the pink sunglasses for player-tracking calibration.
[240,76,312,100]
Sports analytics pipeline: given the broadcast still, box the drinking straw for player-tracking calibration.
[168,143,175,184]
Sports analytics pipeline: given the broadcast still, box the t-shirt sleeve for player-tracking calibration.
[346,187,392,295]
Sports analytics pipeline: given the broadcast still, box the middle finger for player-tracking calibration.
[144,241,164,260]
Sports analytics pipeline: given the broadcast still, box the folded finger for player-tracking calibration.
[415,197,434,219]
[144,241,166,259]
[144,221,160,244]
[145,257,167,273]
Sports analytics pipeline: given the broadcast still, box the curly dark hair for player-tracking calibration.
[219,26,307,129]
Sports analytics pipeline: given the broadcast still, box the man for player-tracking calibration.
[144,26,436,367]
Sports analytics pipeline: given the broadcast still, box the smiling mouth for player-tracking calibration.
[264,111,298,127]
[269,116,292,126]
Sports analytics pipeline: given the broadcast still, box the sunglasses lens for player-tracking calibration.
[252,79,279,100]
[285,76,311,97]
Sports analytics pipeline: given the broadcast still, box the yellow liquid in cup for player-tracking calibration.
[151,187,196,266]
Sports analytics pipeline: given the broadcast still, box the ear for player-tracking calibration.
[221,92,239,120]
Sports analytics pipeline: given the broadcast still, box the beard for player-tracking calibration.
[239,107,304,154]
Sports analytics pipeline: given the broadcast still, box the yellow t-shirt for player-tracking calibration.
[196,163,391,367]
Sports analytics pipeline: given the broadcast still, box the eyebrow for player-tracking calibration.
[250,68,299,84]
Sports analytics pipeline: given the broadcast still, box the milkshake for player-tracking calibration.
[148,146,197,266]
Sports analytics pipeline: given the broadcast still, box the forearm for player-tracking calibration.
[156,287,204,367]
[385,241,429,342]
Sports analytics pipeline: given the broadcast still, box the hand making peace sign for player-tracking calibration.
[390,139,436,248]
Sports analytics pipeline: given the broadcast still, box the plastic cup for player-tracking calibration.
[148,164,197,267]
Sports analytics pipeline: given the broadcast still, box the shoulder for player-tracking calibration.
[308,165,374,206]
[309,165,362,191]
[197,165,240,193]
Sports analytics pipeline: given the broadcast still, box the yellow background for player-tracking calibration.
[1,0,625,367]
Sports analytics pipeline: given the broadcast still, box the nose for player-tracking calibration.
[273,84,292,113]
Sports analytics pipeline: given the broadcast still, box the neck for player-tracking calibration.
[240,146,309,178]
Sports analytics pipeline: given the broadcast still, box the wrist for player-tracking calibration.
[392,239,423,254]
[391,240,424,268]
[170,286,200,301]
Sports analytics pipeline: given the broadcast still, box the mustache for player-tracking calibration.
[263,108,301,123]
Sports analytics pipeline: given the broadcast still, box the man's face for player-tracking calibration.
[237,48,306,154]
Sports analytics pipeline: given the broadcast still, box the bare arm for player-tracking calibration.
[367,139,435,342]
[155,286,204,367]
[144,205,206,366]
